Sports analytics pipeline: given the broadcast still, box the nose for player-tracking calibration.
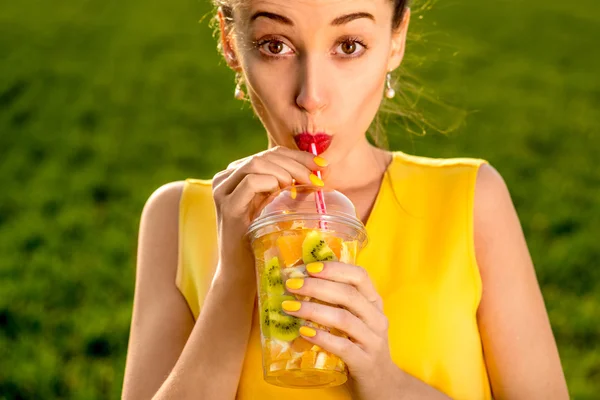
[295,54,328,115]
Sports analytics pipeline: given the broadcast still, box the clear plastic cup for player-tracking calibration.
[247,185,368,388]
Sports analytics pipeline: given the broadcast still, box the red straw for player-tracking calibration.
[310,143,327,230]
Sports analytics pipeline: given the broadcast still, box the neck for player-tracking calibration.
[324,138,392,192]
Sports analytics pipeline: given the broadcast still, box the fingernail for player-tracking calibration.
[282,300,302,312]
[309,173,324,187]
[286,278,304,290]
[299,326,317,337]
[313,156,329,167]
[306,262,324,274]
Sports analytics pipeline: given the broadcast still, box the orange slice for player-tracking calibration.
[325,236,343,259]
[286,357,302,370]
[301,351,318,368]
[314,352,338,370]
[340,240,358,264]
[280,220,305,230]
[276,234,304,267]
[290,221,305,229]
[253,232,279,262]
[325,355,339,370]
[277,220,294,230]
[291,337,313,353]
[335,358,346,372]
[269,340,291,361]
[269,360,287,372]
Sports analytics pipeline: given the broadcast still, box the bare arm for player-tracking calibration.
[152,262,256,399]
[474,164,569,399]
[122,182,195,399]
[122,182,257,399]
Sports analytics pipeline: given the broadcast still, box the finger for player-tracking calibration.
[285,277,388,334]
[282,300,377,347]
[227,174,279,213]
[264,153,321,185]
[220,157,294,196]
[211,168,236,192]
[269,146,329,172]
[306,262,384,311]
[236,146,327,175]
[227,154,253,170]
[296,324,366,370]
[216,154,254,189]
[216,147,328,196]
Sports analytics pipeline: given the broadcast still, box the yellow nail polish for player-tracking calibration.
[306,262,324,274]
[299,326,317,337]
[313,156,329,167]
[290,184,297,200]
[286,278,304,290]
[282,300,302,312]
[309,173,324,187]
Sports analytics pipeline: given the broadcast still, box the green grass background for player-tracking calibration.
[1,0,598,398]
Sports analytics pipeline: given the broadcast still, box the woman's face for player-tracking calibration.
[222,0,409,161]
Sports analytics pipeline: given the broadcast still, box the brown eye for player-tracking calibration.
[258,39,292,57]
[268,41,284,54]
[341,41,357,54]
[334,39,366,57]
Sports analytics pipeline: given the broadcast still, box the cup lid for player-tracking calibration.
[246,185,366,238]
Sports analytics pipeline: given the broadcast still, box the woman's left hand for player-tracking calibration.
[282,261,403,399]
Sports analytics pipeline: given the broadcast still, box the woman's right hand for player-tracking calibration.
[211,146,327,278]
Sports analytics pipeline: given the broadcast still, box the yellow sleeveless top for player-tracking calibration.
[176,151,492,399]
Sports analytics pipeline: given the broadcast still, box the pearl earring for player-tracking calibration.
[234,72,245,100]
[385,72,396,99]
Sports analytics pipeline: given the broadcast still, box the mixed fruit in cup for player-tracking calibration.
[253,224,359,388]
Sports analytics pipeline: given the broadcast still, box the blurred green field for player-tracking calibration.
[1,0,599,398]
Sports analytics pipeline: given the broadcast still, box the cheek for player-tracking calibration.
[333,62,387,133]
[339,66,385,112]
[245,60,293,107]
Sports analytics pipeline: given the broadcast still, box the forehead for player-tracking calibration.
[240,0,390,25]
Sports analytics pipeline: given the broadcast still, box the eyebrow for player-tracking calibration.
[250,11,375,26]
[331,12,375,26]
[250,11,293,25]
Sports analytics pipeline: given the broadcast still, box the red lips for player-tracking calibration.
[294,133,332,155]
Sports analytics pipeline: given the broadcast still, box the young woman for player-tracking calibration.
[122,0,569,398]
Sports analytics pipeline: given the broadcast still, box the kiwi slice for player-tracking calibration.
[302,230,338,264]
[260,295,302,342]
[261,256,284,295]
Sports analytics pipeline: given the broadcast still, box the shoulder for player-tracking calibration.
[474,163,513,222]
[141,179,213,219]
[139,181,190,237]
[141,181,186,219]
[392,151,488,170]
[140,179,218,240]
[473,164,521,270]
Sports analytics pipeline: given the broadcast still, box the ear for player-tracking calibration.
[218,8,242,72]
[387,7,411,72]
